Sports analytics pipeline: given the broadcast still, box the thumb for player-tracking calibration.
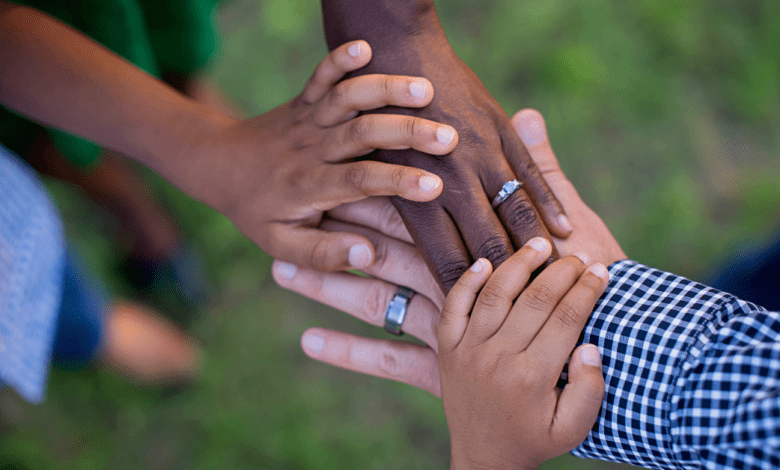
[510,109,562,175]
[274,227,377,272]
[553,344,605,449]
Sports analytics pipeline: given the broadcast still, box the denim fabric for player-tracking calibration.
[0,143,65,403]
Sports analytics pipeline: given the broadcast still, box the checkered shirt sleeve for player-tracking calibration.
[572,260,780,469]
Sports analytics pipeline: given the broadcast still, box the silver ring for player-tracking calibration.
[491,179,524,209]
[384,286,415,335]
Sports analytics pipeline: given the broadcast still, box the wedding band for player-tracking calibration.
[384,286,415,335]
[491,180,524,209]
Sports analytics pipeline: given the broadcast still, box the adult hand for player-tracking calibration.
[183,40,460,272]
[274,108,626,395]
[322,0,572,292]
[440,242,606,470]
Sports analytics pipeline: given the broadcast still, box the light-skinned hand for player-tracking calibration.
[439,240,607,470]
[272,109,625,396]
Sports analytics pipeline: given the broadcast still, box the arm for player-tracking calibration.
[320,0,571,291]
[0,2,459,272]
[275,110,780,469]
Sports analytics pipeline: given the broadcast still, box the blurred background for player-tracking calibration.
[2,0,780,468]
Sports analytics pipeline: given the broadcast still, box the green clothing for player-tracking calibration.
[0,0,218,167]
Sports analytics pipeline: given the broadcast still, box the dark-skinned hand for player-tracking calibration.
[321,0,571,291]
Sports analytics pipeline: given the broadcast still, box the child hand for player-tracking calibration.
[186,40,457,272]
[438,238,608,470]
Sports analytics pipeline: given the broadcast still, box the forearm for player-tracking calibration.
[0,3,229,179]
[322,0,440,51]
[575,260,780,469]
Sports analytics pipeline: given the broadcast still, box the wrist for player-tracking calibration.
[144,103,236,208]
[450,445,538,470]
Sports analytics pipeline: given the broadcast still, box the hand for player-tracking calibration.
[183,40,459,272]
[439,242,607,470]
[323,1,572,291]
[273,108,625,395]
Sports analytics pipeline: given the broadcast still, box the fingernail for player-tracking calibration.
[587,263,609,279]
[573,252,591,265]
[349,244,372,268]
[275,261,298,280]
[418,175,440,192]
[558,214,573,232]
[409,81,426,99]
[302,332,325,353]
[436,126,456,146]
[518,115,545,146]
[470,258,486,273]
[348,42,361,57]
[580,344,602,367]
[527,237,550,252]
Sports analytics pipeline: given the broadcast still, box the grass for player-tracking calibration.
[2,0,780,468]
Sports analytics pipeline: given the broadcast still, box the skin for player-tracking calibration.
[440,244,607,469]
[321,0,573,291]
[271,109,626,397]
[0,3,460,272]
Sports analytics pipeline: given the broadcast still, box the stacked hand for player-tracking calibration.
[439,240,607,469]
[323,3,573,291]
[183,40,459,272]
[273,109,625,394]
[274,111,618,467]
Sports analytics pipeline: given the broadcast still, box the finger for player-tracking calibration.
[444,179,516,272]
[497,253,591,352]
[320,219,444,310]
[390,199,472,293]
[267,225,376,271]
[326,197,414,244]
[314,75,434,127]
[500,119,572,238]
[300,328,442,397]
[493,185,560,266]
[527,263,609,373]
[325,114,458,161]
[439,259,492,352]
[510,109,563,176]
[464,237,552,343]
[272,260,440,348]
[319,160,443,204]
[301,40,372,104]
[553,344,605,450]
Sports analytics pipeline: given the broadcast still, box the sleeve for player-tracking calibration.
[571,260,780,470]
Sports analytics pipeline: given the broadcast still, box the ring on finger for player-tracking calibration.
[492,179,524,209]
[384,286,416,335]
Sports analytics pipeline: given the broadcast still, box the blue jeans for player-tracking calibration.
[51,253,108,368]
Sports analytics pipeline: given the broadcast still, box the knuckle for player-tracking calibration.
[308,237,334,270]
[381,75,395,100]
[523,281,557,310]
[503,198,541,230]
[345,163,369,190]
[390,166,406,189]
[328,81,349,107]
[478,284,510,310]
[437,259,472,292]
[380,203,407,237]
[348,116,373,141]
[362,281,391,324]
[554,301,585,330]
[403,117,422,142]
[475,236,512,266]
[379,350,399,376]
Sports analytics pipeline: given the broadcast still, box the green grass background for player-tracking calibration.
[2,0,780,468]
